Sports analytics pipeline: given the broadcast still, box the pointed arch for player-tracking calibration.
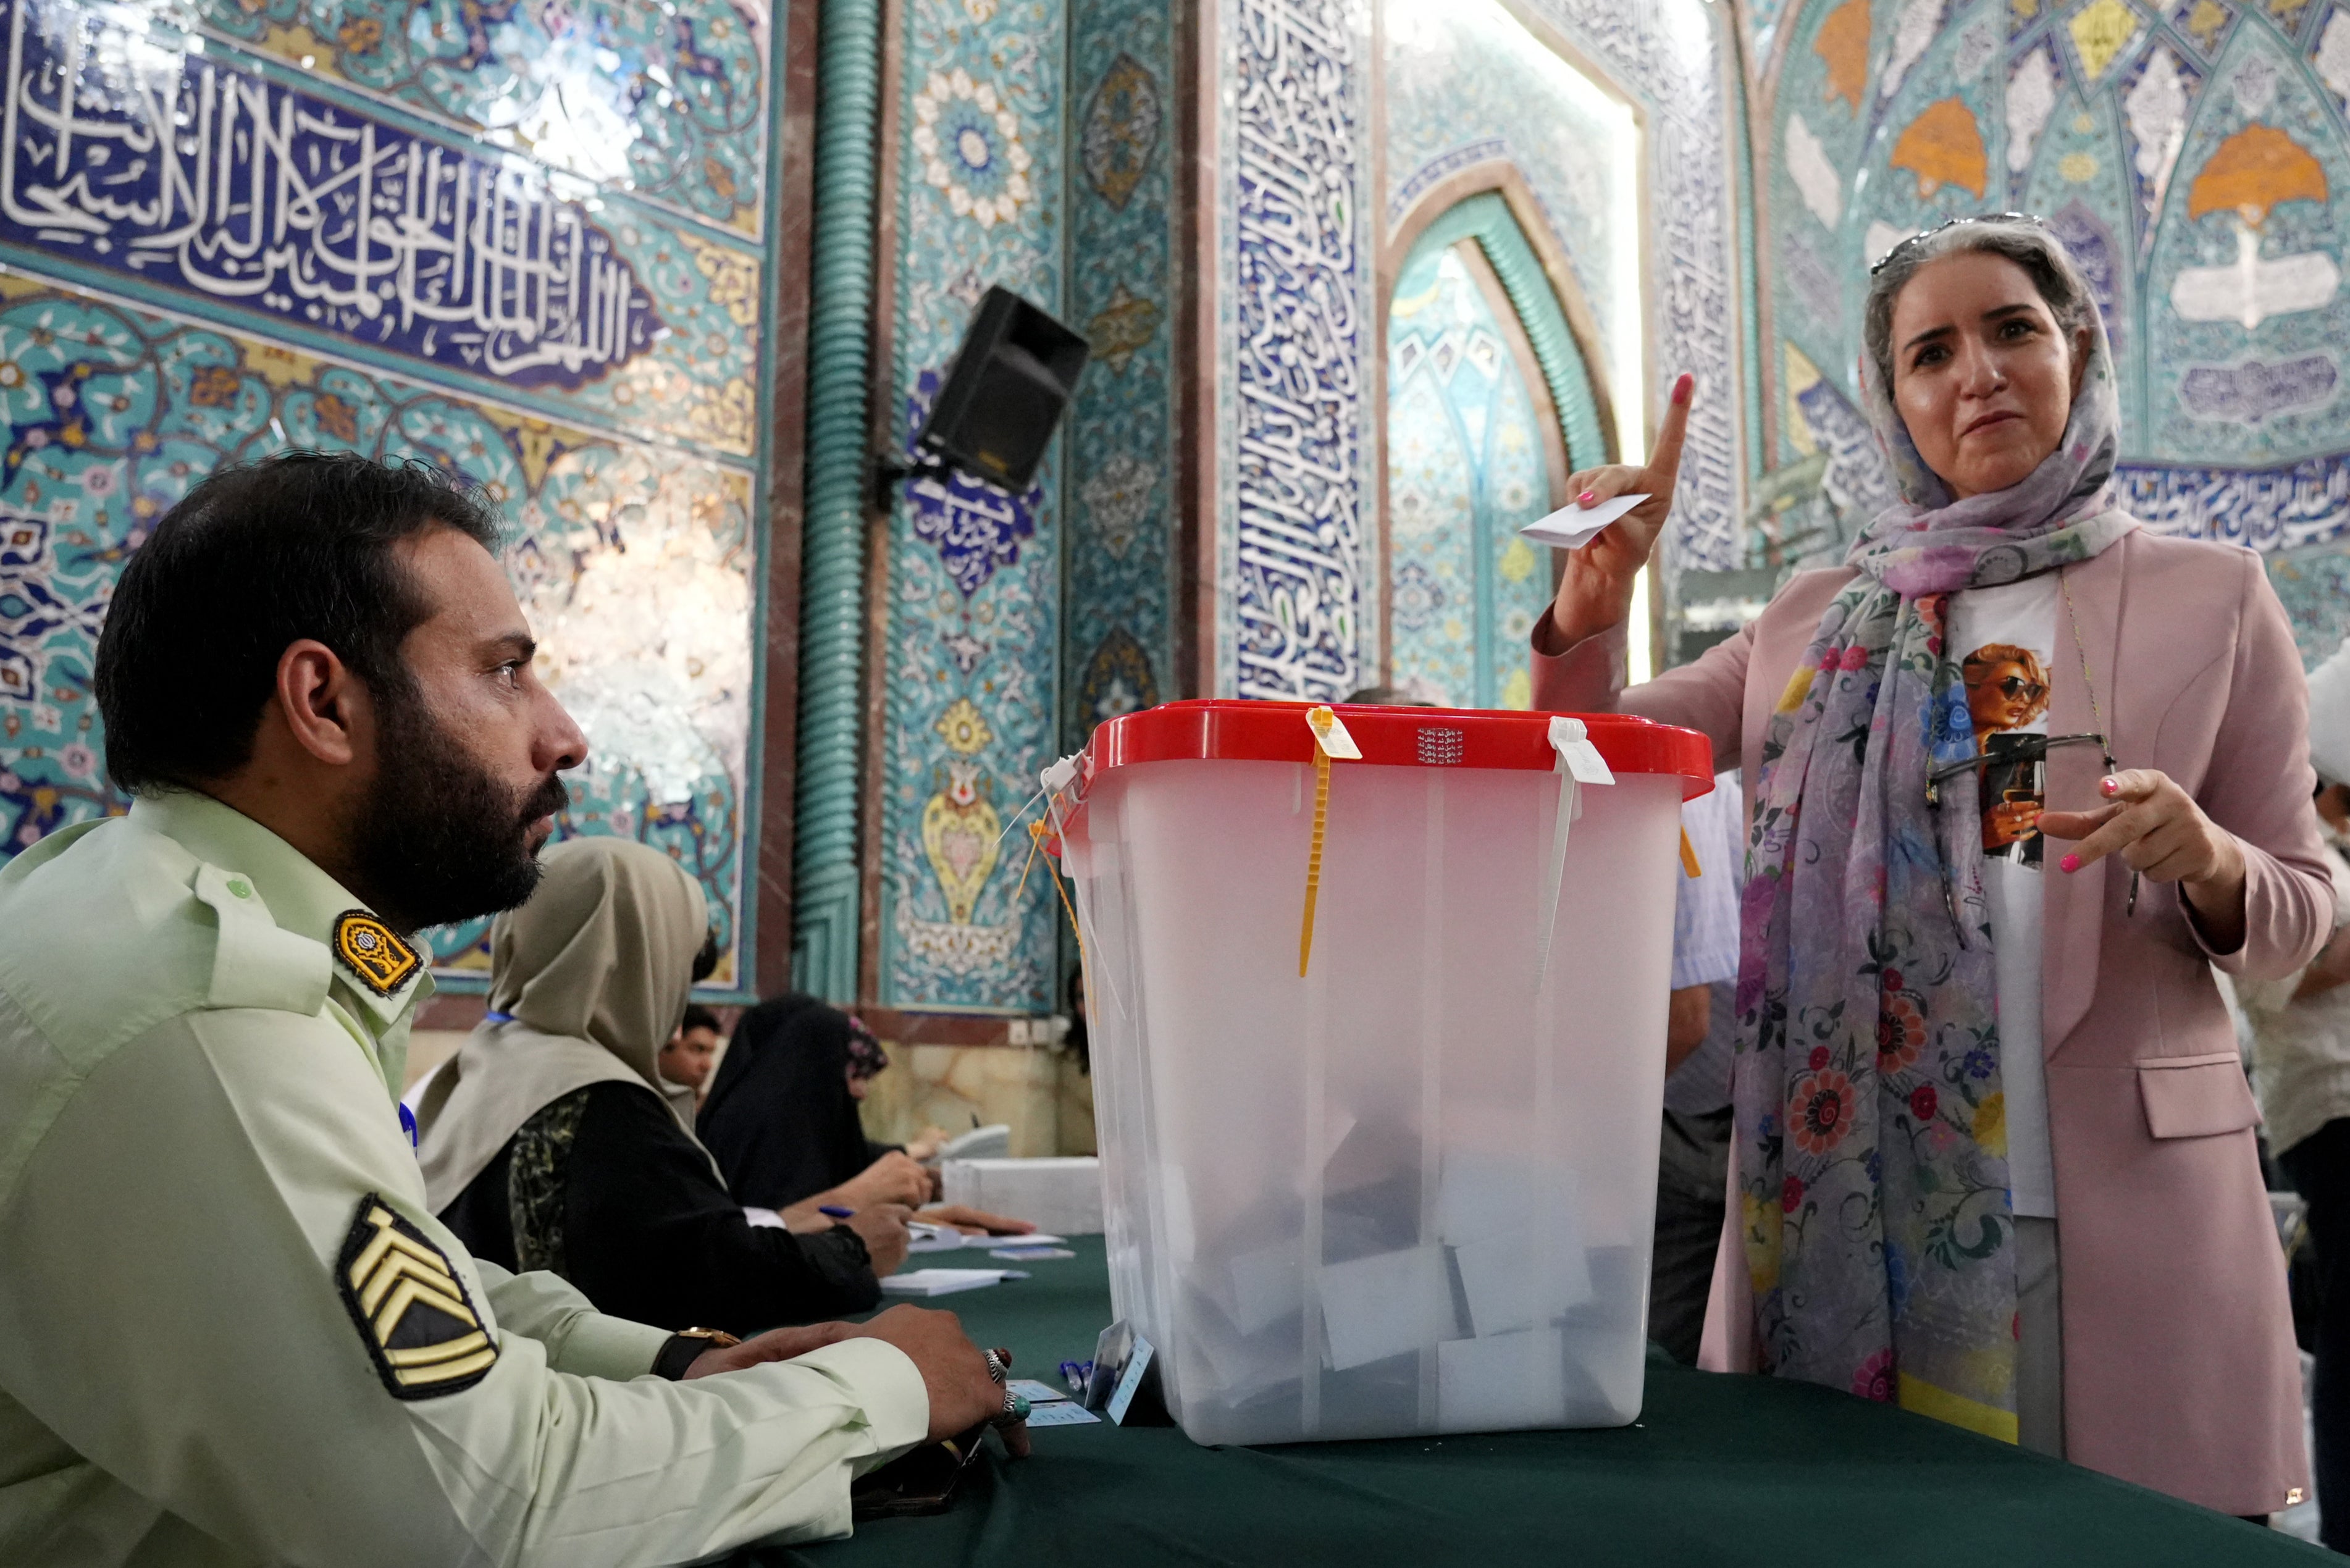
[1383,164,1622,469]
[1380,172,1619,706]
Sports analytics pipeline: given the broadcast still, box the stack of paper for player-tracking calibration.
[879,1267,1025,1297]
[905,1222,967,1254]
[907,1223,1069,1254]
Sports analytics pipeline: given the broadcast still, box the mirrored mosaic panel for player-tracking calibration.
[0,277,757,988]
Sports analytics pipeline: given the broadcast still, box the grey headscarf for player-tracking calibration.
[416,836,713,1210]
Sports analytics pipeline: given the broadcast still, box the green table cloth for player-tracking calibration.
[758,1238,2322,1567]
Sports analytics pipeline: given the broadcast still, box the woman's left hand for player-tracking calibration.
[2039,768,2247,947]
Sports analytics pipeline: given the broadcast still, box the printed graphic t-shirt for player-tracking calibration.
[1944,575,2062,1218]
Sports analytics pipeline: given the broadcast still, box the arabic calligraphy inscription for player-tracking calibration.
[0,0,660,392]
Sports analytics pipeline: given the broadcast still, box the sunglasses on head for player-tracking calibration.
[1926,731,2140,921]
[1870,211,2048,276]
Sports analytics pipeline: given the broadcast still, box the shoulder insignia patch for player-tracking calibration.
[337,1196,498,1399]
[332,911,419,997]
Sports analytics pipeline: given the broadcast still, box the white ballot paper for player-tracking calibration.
[880,1267,1023,1296]
[1517,492,1649,551]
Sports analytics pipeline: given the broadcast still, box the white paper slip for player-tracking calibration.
[1023,1401,1102,1427]
[1517,492,1649,551]
[1007,1378,1069,1404]
[879,1268,1016,1296]
[905,1222,967,1253]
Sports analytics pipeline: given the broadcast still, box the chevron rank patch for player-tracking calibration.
[332,911,419,997]
[337,1197,497,1399]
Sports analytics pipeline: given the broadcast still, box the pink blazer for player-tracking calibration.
[1534,527,2330,1514]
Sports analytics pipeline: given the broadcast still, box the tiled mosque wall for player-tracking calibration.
[0,0,781,996]
[872,0,1746,1020]
[1202,0,1745,718]
[869,0,1177,1017]
[1758,0,2350,664]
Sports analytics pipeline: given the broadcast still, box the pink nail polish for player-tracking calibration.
[2100,777,2118,795]
[1673,372,1693,405]
[2060,853,2080,873]
[1577,490,1595,503]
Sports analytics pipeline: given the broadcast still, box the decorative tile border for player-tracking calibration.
[1514,0,1745,571]
[1064,4,1178,751]
[1217,0,1377,700]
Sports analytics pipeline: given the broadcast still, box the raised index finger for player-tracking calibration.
[1643,372,1696,487]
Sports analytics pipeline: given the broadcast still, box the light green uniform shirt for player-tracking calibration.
[0,793,928,1567]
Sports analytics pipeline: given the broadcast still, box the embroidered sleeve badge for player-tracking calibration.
[332,911,420,997]
[337,1197,498,1399]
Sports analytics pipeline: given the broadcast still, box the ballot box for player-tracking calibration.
[1048,700,1714,1446]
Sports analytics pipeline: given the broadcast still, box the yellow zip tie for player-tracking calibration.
[1297,706,1359,978]
[1300,748,1331,976]
[1012,821,1044,905]
[1030,820,1085,965]
[1680,828,1701,878]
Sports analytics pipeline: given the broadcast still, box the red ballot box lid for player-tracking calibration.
[1081,700,1716,800]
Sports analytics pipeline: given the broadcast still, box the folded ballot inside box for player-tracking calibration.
[939,1157,1104,1236]
[1440,1151,1595,1337]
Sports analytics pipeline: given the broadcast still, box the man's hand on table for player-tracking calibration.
[678,1307,1033,1457]
[845,1305,1032,1456]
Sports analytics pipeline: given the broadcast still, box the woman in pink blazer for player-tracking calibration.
[1537,216,2330,1516]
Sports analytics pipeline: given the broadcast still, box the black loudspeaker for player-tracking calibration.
[913,287,1089,493]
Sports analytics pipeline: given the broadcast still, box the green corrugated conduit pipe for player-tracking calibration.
[791,0,884,1002]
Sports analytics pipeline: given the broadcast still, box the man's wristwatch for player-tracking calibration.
[654,1326,742,1380]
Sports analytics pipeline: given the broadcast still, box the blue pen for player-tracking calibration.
[819,1204,855,1218]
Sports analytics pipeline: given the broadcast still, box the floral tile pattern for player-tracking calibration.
[875,0,1180,1012]
[877,0,1067,1012]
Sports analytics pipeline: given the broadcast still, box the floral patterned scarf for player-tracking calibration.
[1732,294,2134,1438]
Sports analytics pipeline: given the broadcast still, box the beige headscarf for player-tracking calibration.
[416,836,715,1212]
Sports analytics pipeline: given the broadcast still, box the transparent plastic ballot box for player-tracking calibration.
[1046,699,1714,1446]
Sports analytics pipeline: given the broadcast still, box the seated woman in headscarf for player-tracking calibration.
[699,994,1033,1236]
[414,837,908,1335]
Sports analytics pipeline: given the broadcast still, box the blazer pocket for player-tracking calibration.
[2135,1052,2263,1140]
